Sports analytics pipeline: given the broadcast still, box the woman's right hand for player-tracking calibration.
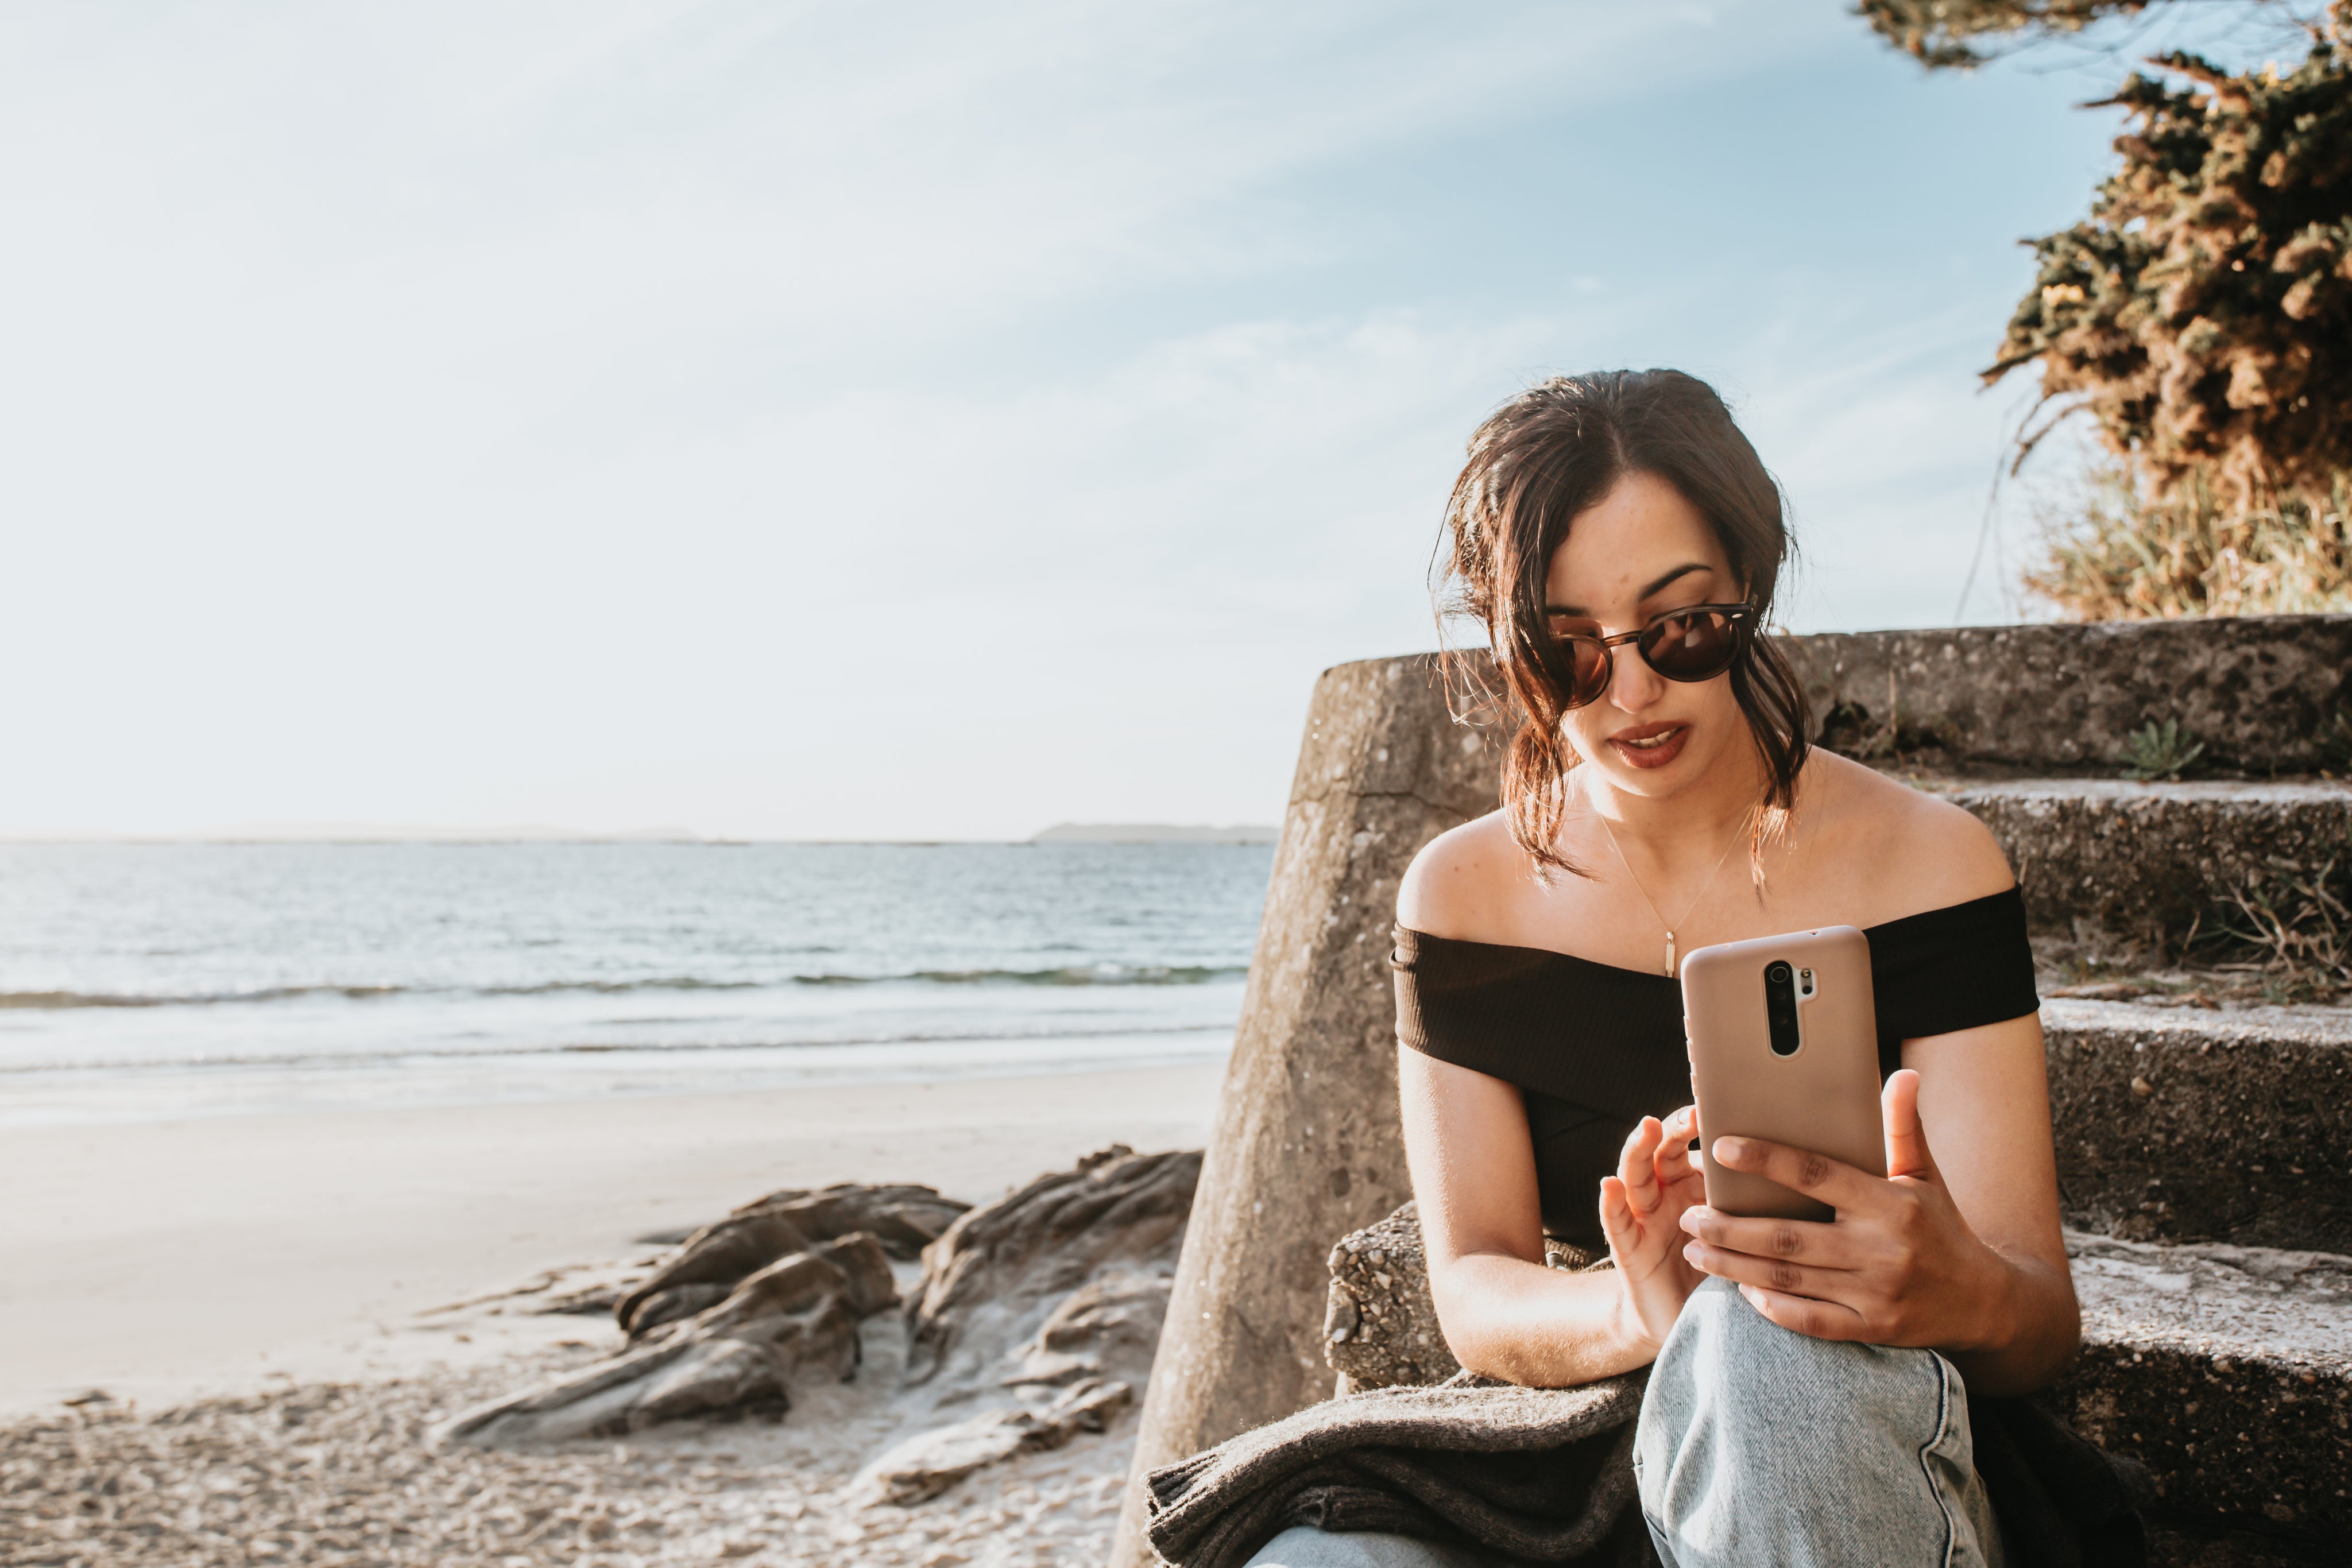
[1599,1104,1707,1357]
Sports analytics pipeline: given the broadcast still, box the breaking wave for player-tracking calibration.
[0,964,1247,1011]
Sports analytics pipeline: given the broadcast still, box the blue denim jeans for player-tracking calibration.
[1242,1280,2004,1568]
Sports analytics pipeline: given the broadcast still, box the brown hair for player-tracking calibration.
[1436,369,1811,875]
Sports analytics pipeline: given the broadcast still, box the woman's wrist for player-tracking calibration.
[1609,1272,1669,1365]
[1946,1237,2024,1359]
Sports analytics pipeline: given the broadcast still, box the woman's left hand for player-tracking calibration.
[1674,1068,2010,1349]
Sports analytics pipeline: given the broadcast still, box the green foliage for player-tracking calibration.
[2119,717,2207,778]
[1858,0,2160,69]
[1987,6,2352,509]
[2028,463,2352,615]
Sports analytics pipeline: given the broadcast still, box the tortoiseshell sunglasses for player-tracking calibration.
[1539,602,1755,708]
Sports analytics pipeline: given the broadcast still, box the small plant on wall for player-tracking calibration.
[2119,718,2206,780]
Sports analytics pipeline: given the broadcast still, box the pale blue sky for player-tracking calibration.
[0,2,2280,838]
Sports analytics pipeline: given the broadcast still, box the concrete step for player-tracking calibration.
[2044,1000,2352,1256]
[1922,777,2352,946]
[1783,617,2352,777]
[2064,1230,2352,1552]
[1321,1210,2352,1561]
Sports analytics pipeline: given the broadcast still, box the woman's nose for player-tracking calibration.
[1608,638,1666,710]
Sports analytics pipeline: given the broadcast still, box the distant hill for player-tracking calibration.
[184,823,702,844]
[1030,822,1278,845]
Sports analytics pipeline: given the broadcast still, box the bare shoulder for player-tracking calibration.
[1396,811,1531,940]
[1802,752,2014,919]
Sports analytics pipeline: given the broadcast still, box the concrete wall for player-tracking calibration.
[1780,616,2352,773]
[1108,615,2352,1567]
[1108,655,1503,1568]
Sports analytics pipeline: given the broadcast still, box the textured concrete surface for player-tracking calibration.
[1783,617,2352,775]
[1322,1203,1604,1393]
[2143,1524,2342,1566]
[2064,1230,2352,1548]
[1944,780,2352,943]
[1321,1201,1454,1393]
[1109,655,1503,1566]
[1312,1205,2352,1555]
[2045,1000,2352,1254]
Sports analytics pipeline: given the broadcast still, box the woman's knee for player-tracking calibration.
[1241,1525,1519,1568]
[1633,1279,1999,1567]
[1642,1277,1934,1431]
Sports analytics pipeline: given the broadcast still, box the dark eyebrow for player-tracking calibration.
[1545,562,1712,618]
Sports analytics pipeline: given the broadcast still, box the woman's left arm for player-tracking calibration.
[1677,1013,2080,1396]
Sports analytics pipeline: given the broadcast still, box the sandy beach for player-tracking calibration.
[2,1063,1225,1418]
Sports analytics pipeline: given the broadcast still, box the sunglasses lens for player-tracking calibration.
[1558,636,1611,707]
[1641,608,1742,682]
[1541,613,1615,708]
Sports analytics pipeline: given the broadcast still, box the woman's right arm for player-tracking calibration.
[1400,1045,1702,1385]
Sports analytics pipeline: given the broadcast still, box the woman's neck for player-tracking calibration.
[1573,745,1777,874]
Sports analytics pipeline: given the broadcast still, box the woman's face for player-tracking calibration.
[1541,470,1748,799]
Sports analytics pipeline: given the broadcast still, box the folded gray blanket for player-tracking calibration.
[1142,1372,1653,1568]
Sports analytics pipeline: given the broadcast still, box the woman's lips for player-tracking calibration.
[1607,722,1689,770]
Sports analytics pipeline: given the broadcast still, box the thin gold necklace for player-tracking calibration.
[1597,814,1742,977]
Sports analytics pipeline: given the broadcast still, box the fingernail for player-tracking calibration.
[1682,1241,1703,1265]
[1680,1207,1710,1229]
[1714,1137,1743,1162]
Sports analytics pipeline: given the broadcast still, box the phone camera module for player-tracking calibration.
[1762,961,1802,1057]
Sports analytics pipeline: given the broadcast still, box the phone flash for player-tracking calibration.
[1798,967,1816,997]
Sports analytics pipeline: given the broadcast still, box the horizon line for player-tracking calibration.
[0,823,1284,847]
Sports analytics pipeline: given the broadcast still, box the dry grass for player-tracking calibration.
[2188,855,2352,1000]
[2033,843,2352,1005]
[2026,466,2352,621]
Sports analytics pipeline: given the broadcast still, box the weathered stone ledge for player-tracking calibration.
[1783,617,2352,775]
[1937,779,2352,943]
[2064,1230,2352,1545]
[2044,1000,2352,1255]
[1314,1203,2352,1554]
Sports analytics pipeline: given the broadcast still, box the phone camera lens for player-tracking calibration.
[1765,961,1792,985]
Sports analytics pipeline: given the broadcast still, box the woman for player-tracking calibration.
[1251,371,2079,1567]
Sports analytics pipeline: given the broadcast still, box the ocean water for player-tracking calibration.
[0,842,1274,1126]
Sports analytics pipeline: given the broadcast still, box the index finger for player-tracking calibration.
[1711,1134,1880,1212]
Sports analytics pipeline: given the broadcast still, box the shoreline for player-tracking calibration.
[0,1028,1235,1130]
[0,1060,1225,1419]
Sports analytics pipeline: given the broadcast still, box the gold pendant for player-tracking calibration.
[1664,931,1677,977]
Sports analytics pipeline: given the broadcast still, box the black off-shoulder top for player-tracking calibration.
[1391,888,2040,1248]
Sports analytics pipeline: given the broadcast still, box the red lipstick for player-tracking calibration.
[1607,720,1689,771]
